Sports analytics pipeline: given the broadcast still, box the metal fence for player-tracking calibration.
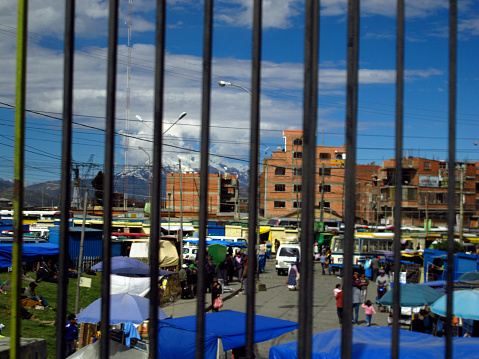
[10,0,459,358]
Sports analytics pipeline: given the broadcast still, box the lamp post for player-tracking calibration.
[136,112,187,135]
[138,146,151,203]
[219,80,264,284]
[218,80,252,95]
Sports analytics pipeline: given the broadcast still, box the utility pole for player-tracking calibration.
[75,190,88,314]
[425,190,429,234]
[459,164,465,241]
[167,192,171,234]
[179,159,183,269]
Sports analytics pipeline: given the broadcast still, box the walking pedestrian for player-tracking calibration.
[359,273,369,303]
[370,256,380,281]
[352,273,361,324]
[211,278,222,312]
[319,251,327,275]
[364,257,372,279]
[361,300,377,326]
[287,262,299,291]
[335,284,343,324]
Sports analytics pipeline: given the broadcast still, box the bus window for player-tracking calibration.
[332,237,343,252]
[361,239,368,252]
[354,239,359,251]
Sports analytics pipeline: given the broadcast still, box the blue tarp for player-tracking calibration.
[158,310,298,359]
[0,243,59,267]
[269,326,479,359]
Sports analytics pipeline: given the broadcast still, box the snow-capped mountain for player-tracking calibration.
[114,151,250,200]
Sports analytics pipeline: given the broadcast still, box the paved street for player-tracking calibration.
[162,257,392,358]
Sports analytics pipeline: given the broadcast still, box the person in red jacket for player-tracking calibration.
[335,284,343,324]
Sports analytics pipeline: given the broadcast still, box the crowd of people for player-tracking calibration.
[179,251,251,309]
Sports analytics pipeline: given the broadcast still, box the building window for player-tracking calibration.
[274,201,286,208]
[293,201,302,208]
[319,201,331,208]
[439,162,447,169]
[294,184,302,192]
[318,167,331,176]
[319,153,331,159]
[293,138,303,146]
[275,166,286,175]
[275,184,286,192]
[424,161,431,170]
[319,184,331,193]
[293,151,303,159]
[293,167,302,176]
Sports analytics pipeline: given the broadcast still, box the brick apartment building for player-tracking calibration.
[166,172,239,219]
[164,130,479,228]
[261,130,379,221]
[378,158,477,227]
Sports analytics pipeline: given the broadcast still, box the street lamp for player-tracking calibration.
[164,112,187,135]
[135,114,152,131]
[135,112,187,135]
[138,146,151,203]
[218,80,252,96]
[219,79,265,284]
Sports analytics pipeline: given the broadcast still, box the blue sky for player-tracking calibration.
[0,0,478,186]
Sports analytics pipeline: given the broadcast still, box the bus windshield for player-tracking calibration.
[332,237,359,253]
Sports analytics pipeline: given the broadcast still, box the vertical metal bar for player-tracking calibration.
[196,1,213,358]
[298,0,319,358]
[101,0,119,357]
[342,1,360,358]
[245,1,262,357]
[391,1,405,357]
[56,1,75,357]
[149,1,166,358]
[11,1,28,357]
[446,1,457,358]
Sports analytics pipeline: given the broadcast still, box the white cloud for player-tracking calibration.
[216,0,302,29]
[459,17,479,36]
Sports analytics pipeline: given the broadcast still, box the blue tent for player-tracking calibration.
[269,326,479,359]
[0,243,59,267]
[158,310,298,359]
[77,293,168,325]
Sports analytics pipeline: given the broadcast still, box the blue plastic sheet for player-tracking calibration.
[269,326,479,359]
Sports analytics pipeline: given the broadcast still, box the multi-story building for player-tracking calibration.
[379,158,477,227]
[166,172,239,219]
[262,130,379,220]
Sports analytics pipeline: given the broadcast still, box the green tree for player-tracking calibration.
[433,239,465,253]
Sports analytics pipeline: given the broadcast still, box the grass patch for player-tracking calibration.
[0,271,102,358]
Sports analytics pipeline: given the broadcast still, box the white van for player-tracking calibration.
[275,242,301,275]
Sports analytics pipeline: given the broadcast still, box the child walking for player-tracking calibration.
[361,299,376,326]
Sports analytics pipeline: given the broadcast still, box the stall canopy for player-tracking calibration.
[184,239,247,248]
[158,310,297,359]
[0,243,59,267]
[269,327,479,359]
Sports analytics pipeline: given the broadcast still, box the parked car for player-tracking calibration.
[183,247,198,263]
[275,242,301,275]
